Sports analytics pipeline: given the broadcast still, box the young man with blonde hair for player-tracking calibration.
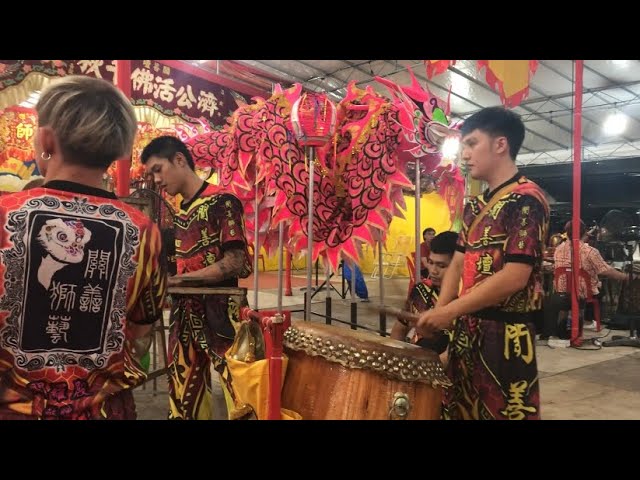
[0,76,166,419]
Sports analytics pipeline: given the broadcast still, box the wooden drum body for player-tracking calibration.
[281,322,451,420]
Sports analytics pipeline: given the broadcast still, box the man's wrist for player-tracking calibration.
[441,302,461,325]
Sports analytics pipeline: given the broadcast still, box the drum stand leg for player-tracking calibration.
[602,316,640,348]
[152,327,158,394]
[603,244,640,348]
[303,292,308,321]
[350,260,358,330]
[142,316,170,393]
[378,240,386,336]
[157,316,169,383]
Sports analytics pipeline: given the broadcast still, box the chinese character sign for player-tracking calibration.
[0,60,116,93]
[75,60,116,80]
[0,106,39,179]
[0,60,250,130]
[130,60,247,128]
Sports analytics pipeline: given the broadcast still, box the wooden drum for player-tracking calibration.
[281,322,451,420]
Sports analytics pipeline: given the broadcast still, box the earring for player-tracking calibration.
[41,152,51,161]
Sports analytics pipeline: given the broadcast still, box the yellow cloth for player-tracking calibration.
[484,60,533,100]
[224,353,301,420]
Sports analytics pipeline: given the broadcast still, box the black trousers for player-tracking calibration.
[585,291,605,322]
[542,294,585,339]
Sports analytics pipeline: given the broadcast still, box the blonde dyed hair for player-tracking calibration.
[36,75,137,169]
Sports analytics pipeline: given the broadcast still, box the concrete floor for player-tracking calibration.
[133,272,640,420]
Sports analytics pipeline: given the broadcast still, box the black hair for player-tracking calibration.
[460,106,525,160]
[429,231,458,257]
[423,227,436,237]
[564,220,586,240]
[141,135,195,171]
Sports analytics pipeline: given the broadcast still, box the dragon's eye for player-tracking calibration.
[57,232,68,242]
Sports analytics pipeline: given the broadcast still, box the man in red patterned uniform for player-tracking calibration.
[142,136,252,420]
[392,231,459,358]
[0,76,166,420]
[417,107,550,420]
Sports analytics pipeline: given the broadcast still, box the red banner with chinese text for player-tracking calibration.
[129,60,245,128]
[0,105,38,178]
[0,60,249,129]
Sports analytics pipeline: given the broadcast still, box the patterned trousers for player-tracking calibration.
[443,315,540,420]
[167,297,234,420]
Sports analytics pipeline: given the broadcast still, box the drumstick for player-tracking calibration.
[169,277,246,288]
[167,285,248,296]
[361,303,420,325]
[361,304,446,341]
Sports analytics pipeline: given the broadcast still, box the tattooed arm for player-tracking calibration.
[169,248,248,285]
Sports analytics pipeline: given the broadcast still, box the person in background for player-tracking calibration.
[420,228,436,278]
[392,231,458,365]
[543,219,631,340]
[342,262,369,302]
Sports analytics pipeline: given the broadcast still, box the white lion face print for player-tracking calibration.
[37,219,92,263]
[37,219,92,289]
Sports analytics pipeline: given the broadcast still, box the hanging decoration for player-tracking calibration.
[477,60,539,108]
[425,60,456,79]
[290,92,337,146]
[423,59,538,108]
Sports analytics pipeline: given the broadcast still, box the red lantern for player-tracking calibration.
[291,92,337,147]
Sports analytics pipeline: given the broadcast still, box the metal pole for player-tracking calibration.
[253,169,259,310]
[305,146,315,322]
[350,259,357,330]
[571,60,584,345]
[285,251,292,296]
[277,221,284,313]
[378,239,386,335]
[325,254,332,325]
[415,160,421,283]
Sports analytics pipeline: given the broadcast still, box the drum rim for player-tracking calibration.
[283,323,451,388]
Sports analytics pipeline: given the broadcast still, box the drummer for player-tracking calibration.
[416,107,549,420]
[141,136,253,420]
[391,231,458,364]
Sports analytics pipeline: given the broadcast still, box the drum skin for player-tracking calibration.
[281,322,450,420]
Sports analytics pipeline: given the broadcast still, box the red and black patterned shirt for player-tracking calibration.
[172,182,252,347]
[174,182,252,282]
[0,181,166,419]
[405,279,449,354]
[457,174,549,313]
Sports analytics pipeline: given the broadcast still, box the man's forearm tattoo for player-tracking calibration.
[216,249,247,281]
